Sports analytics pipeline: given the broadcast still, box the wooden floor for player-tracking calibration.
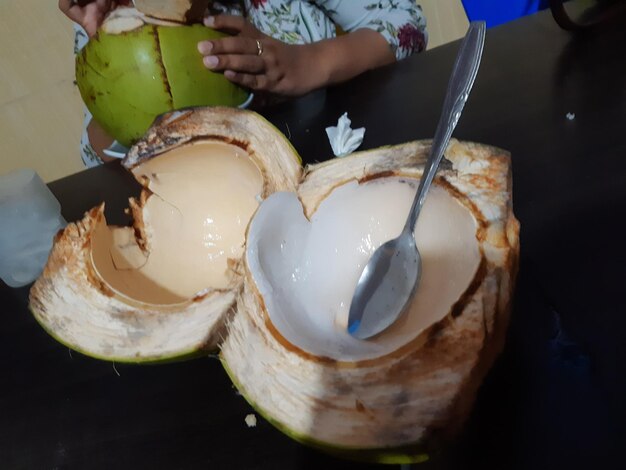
[0,0,468,182]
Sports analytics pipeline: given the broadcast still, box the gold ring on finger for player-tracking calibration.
[256,39,263,56]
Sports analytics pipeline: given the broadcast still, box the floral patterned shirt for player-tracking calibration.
[214,0,428,60]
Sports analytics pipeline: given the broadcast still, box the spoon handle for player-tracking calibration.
[404,21,486,232]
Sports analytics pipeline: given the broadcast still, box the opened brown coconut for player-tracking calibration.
[30,107,519,462]
[222,138,519,462]
[30,108,301,361]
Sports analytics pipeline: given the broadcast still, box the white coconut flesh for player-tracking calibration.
[132,0,205,23]
[246,177,481,362]
[101,7,182,34]
[91,140,263,305]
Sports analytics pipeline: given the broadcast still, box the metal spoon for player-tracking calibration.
[347,22,486,340]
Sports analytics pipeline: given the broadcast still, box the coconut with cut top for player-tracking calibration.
[75,3,249,147]
[30,107,518,462]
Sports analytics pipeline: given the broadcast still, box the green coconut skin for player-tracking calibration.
[220,356,431,465]
[76,24,250,147]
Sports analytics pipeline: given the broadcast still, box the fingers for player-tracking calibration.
[202,53,266,75]
[198,37,272,91]
[59,0,102,13]
[58,0,72,13]
[59,0,82,18]
[198,14,303,94]
[198,37,267,74]
[199,13,269,76]
[204,14,262,38]
[198,36,262,57]
[224,70,269,91]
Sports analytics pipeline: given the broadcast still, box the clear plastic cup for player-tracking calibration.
[0,169,66,287]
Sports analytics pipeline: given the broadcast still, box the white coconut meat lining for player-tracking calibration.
[246,178,481,362]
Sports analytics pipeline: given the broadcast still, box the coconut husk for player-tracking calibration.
[221,140,519,459]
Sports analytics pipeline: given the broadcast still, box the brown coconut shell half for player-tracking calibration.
[221,139,519,462]
[29,108,301,362]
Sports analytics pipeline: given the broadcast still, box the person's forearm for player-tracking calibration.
[304,29,395,90]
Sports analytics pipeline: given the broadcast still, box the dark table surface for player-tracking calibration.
[2,10,626,470]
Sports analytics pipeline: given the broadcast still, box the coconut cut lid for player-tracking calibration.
[29,108,301,362]
[133,0,210,23]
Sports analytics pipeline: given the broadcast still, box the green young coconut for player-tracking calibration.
[75,7,250,147]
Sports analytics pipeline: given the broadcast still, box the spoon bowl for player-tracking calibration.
[347,233,421,339]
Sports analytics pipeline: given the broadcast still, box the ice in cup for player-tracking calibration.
[0,169,66,287]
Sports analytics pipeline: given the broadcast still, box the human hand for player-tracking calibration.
[58,0,128,37]
[197,15,325,96]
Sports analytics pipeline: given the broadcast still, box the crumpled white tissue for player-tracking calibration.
[325,113,365,157]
